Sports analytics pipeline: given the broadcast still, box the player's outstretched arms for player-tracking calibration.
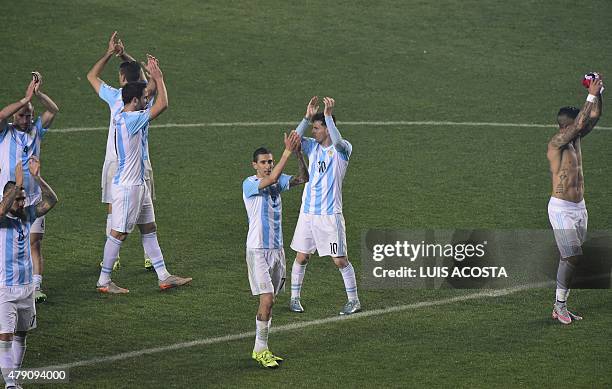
[145,56,167,121]
[0,164,23,218]
[258,132,300,189]
[290,131,309,188]
[296,96,319,137]
[549,79,603,148]
[32,72,60,128]
[0,79,37,129]
[87,31,120,94]
[28,157,58,218]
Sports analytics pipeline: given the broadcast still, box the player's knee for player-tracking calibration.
[139,223,157,234]
[110,229,128,241]
[296,252,310,264]
[0,333,13,341]
[333,256,349,268]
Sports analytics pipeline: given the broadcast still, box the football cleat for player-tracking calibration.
[99,258,121,271]
[552,303,582,324]
[289,297,305,313]
[159,275,192,291]
[144,257,153,270]
[552,303,571,324]
[97,281,129,294]
[34,289,47,303]
[339,299,362,316]
[252,349,280,368]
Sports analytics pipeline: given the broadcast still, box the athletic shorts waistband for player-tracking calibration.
[548,197,586,210]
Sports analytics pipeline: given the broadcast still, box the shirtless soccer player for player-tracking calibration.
[547,76,603,325]
[87,31,157,271]
[289,96,361,315]
[243,132,308,368]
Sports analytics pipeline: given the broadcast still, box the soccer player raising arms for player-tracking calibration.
[96,56,191,294]
[0,158,58,388]
[87,32,157,271]
[289,96,361,315]
[0,74,59,303]
[547,76,603,324]
[243,131,308,368]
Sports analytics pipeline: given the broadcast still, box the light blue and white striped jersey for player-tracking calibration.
[0,206,36,287]
[99,82,152,166]
[0,119,48,206]
[300,137,351,215]
[243,174,292,249]
[112,108,150,186]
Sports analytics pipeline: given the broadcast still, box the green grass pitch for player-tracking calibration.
[1,0,611,387]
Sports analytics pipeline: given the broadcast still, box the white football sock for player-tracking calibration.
[291,260,307,299]
[339,261,359,301]
[254,317,270,353]
[11,336,26,369]
[98,236,122,286]
[0,340,15,387]
[141,232,171,281]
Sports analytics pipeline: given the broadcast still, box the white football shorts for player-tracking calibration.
[102,159,155,203]
[290,212,347,257]
[548,197,588,258]
[30,215,45,234]
[0,285,37,333]
[246,248,286,296]
[111,184,155,233]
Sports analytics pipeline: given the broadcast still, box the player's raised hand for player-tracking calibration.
[305,96,319,119]
[588,78,603,95]
[14,162,23,188]
[290,130,302,152]
[145,55,163,79]
[107,31,118,55]
[28,157,40,177]
[32,71,42,95]
[323,97,335,116]
[24,79,37,102]
[114,38,125,57]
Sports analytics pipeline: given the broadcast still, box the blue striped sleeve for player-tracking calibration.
[99,82,122,106]
[33,117,48,139]
[243,178,260,197]
[295,118,310,136]
[301,137,316,155]
[279,174,292,192]
[124,109,151,135]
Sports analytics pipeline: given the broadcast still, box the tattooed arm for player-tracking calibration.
[579,91,602,138]
[549,79,603,148]
[289,140,309,188]
[28,158,58,218]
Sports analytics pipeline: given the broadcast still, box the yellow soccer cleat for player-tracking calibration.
[251,349,280,368]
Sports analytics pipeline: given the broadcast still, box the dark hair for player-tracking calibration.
[122,81,147,105]
[3,181,16,196]
[119,61,142,83]
[557,106,580,127]
[312,112,336,126]
[253,147,272,162]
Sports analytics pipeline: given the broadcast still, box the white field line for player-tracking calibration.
[52,121,612,133]
[37,281,552,371]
